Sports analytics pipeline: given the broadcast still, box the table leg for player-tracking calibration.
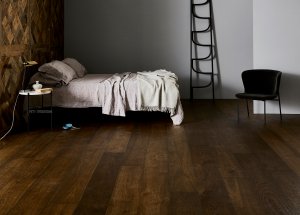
[27,93,30,131]
[50,92,53,129]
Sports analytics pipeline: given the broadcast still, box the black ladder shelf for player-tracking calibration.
[190,0,215,100]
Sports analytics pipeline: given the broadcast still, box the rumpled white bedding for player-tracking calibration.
[101,72,131,117]
[137,70,183,125]
[137,70,179,114]
[52,72,184,125]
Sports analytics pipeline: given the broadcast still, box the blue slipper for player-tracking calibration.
[62,123,73,130]
[62,123,80,130]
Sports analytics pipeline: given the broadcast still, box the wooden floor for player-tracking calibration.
[1,100,300,214]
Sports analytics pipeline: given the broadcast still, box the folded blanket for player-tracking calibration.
[137,69,179,115]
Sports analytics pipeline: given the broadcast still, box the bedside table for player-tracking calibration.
[19,90,53,130]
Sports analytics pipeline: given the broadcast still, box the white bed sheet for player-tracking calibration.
[53,74,105,107]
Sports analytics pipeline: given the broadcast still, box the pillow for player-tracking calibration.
[38,60,77,85]
[63,58,87,78]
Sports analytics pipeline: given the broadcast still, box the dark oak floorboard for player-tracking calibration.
[0,100,300,214]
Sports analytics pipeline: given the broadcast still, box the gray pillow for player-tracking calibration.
[63,58,87,78]
[38,60,77,85]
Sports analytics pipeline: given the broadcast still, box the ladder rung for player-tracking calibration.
[192,1,211,20]
[192,24,211,33]
[191,61,213,74]
[191,43,211,47]
[192,14,210,20]
[192,51,216,61]
[191,82,213,89]
[191,38,212,47]
[192,0,210,6]
[192,67,213,75]
[192,53,212,61]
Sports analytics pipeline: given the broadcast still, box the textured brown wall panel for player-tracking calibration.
[0,0,63,134]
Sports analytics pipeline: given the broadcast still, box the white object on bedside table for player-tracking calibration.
[32,81,42,91]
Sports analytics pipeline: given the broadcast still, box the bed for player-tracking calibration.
[30,58,184,125]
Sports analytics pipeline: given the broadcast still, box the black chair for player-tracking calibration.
[235,69,282,123]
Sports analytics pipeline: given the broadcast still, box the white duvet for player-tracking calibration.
[52,71,184,125]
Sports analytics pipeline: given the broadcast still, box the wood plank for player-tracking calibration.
[106,124,133,153]
[0,132,60,213]
[123,123,150,166]
[167,126,198,193]
[0,45,27,56]
[41,125,115,214]
[259,129,300,176]
[106,166,143,215]
[169,192,202,215]
[140,123,169,215]
[74,152,125,214]
[0,131,40,166]
[235,153,296,214]
[6,128,98,214]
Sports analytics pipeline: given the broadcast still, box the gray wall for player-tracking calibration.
[64,0,253,99]
[253,0,300,114]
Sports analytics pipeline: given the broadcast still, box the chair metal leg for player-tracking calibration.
[278,94,282,121]
[264,101,266,124]
[237,99,240,122]
[246,99,249,117]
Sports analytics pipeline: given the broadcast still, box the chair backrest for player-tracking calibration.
[242,69,282,95]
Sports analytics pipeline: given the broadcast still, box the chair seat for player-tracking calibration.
[235,93,277,101]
